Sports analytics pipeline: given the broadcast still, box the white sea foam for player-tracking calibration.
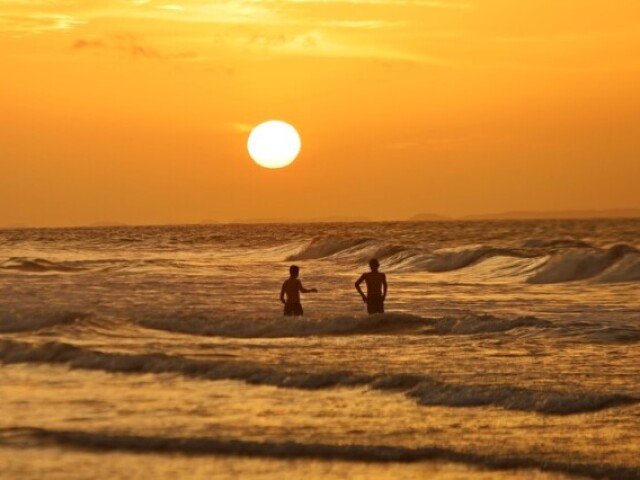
[527,244,639,283]
[285,236,640,283]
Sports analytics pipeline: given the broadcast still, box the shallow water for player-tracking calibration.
[0,221,639,479]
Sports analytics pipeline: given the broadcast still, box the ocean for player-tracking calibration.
[1,220,639,479]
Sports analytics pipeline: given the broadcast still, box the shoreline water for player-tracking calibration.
[1,220,639,479]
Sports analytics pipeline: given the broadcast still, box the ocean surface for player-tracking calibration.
[1,220,639,479]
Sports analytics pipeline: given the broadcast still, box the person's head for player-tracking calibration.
[289,265,300,278]
[369,258,380,272]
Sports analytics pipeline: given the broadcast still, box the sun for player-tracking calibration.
[247,120,301,169]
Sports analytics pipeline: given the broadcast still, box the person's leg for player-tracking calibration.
[366,300,375,314]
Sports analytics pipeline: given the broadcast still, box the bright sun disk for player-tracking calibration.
[247,120,301,169]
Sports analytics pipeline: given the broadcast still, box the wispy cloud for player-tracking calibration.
[73,33,197,60]
[129,1,278,25]
[317,19,403,29]
[494,30,640,43]
[241,29,447,64]
[157,4,185,12]
[0,12,83,33]
[1,0,459,64]
[286,0,472,8]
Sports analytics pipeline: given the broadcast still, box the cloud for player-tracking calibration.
[0,0,458,64]
[317,19,403,29]
[0,12,84,33]
[241,29,447,64]
[73,33,196,60]
[157,4,184,12]
[286,0,472,8]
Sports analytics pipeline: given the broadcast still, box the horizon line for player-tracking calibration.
[3,208,640,230]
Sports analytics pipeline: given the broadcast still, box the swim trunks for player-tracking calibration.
[367,297,384,314]
[284,302,304,316]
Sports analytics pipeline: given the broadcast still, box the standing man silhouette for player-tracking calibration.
[280,265,318,316]
[355,258,387,314]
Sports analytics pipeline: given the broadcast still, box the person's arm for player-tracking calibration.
[381,273,388,300]
[300,282,318,293]
[355,274,367,302]
[280,282,287,304]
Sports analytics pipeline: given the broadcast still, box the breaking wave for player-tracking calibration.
[527,244,640,284]
[424,314,552,335]
[138,313,428,338]
[2,427,639,479]
[521,238,593,249]
[286,236,640,283]
[0,257,85,273]
[585,326,640,343]
[418,246,534,272]
[286,236,375,261]
[0,311,91,333]
[5,237,638,283]
[0,256,199,275]
[136,313,553,338]
[0,309,559,339]
[1,339,636,415]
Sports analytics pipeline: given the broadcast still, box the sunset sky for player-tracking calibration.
[1,0,639,226]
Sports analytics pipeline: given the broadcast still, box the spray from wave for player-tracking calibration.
[286,236,640,283]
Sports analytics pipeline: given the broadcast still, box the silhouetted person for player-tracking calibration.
[355,258,387,314]
[280,265,317,316]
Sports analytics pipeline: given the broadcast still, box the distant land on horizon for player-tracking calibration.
[1,223,30,229]
[461,209,640,220]
[217,216,372,224]
[89,221,130,227]
[407,213,452,221]
[409,209,640,221]
[3,209,640,229]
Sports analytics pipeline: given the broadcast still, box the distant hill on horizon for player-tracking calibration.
[1,223,30,229]
[408,213,451,221]
[5,210,640,230]
[89,221,129,227]
[460,209,640,220]
[408,209,640,221]
[223,216,372,224]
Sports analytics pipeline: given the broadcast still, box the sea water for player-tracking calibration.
[1,220,639,479]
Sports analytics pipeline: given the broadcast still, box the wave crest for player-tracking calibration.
[521,238,593,249]
[138,313,428,338]
[136,313,552,339]
[528,244,640,284]
[420,246,533,273]
[424,314,552,335]
[3,427,639,479]
[286,236,375,261]
[1,339,636,415]
[0,311,91,333]
[286,237,640,283]
[1,257,84,273]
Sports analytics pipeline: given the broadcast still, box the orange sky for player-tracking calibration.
[1,0,639,226]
